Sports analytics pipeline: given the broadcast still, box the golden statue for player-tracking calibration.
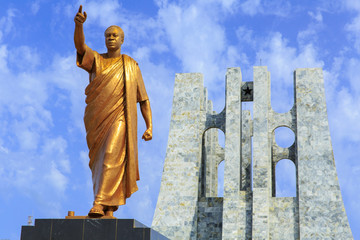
[74,5,153,218]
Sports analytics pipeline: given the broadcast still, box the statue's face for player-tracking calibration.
[105,27,123,52]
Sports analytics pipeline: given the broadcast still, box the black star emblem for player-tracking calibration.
[243,86,252,95]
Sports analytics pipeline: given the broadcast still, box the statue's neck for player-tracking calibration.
[106,48,121,58]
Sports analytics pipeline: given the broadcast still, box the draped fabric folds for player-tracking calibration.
[77,46,148,206]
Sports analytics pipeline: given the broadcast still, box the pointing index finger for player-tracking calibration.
[78,5,82,13]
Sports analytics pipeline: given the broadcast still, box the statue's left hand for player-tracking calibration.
[142,128,152,141]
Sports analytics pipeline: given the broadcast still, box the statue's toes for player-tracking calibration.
[88,205,105,218]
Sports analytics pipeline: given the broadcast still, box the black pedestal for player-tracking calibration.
[21,218,169,240]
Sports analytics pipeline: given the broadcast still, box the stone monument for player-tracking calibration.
[152,67,353,239]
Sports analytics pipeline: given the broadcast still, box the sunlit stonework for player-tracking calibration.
[152,67,353,239]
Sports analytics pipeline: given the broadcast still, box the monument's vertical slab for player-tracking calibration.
[221,67,243,239]
[269,197,299,239]
[241,110,252,192]
[295,68,353,239]
[241,110,253,240]
[196,197,223,239]
[152,73,205,240]
[251,66,271,239]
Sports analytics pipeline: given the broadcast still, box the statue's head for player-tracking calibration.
[104,25,124,52]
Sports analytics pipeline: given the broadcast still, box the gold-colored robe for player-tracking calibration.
[77,46,148,206]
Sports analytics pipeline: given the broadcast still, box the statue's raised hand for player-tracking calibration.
[74,5,87,24]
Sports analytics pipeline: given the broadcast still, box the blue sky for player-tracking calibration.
[0,0,359,239]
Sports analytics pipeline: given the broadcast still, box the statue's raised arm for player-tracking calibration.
[74,5,87,55]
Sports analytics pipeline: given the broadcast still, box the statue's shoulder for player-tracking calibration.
[123,54,138,66]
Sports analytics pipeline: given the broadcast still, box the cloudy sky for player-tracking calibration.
[1,0,359,239]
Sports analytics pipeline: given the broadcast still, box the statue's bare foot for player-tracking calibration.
[88,204,104,217]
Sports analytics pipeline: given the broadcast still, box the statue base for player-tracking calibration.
[65,210,116,219]
[21,217,169,240]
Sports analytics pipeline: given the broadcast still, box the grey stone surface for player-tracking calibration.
[152,73,205,239]
[197,197,223,239]
[241,110,252,192]
[252,67,271,239]
[269,197,299,240]
[152,67,353,240]
[222,67,243,239]
[295,68,353,239]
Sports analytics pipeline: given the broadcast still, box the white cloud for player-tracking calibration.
[297,28,318,47]
[240,0,291,17]
[0,145,9,154]
[45,161,69,194]
[226,45,249,67]
[157,0,264,111]
[240,0,261,16]
[346,15,360,53]
[197,0,239,14]
[296,10,324,46]
[0,41,78,218]
[325,57,360,143]
[346,58,360,94]
[0,8,16,42]
[256,32,323,112]
[8,46,41,71]
[217,0,238,12]
[0,45,9,73]
[80,0,122,27]
[308,10,323,22]
[42,137,70,173]
[236,26,255,48]
[0,138,69,198]
[16,128,40,151]
[344,0,360,11]
[158,1,228,93]
[323,56,343,108]
[258,32,323,77]
[0,48,53,154]
[154,0,168,8]
[48,54,88,133]
[344,0,360,53]
[31,1,40,15]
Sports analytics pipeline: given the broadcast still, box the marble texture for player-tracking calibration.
[295,68,352,239]
[152,67,353,240]
[152,73,205,239]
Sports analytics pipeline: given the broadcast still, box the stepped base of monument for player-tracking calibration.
[21,218,169,240]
